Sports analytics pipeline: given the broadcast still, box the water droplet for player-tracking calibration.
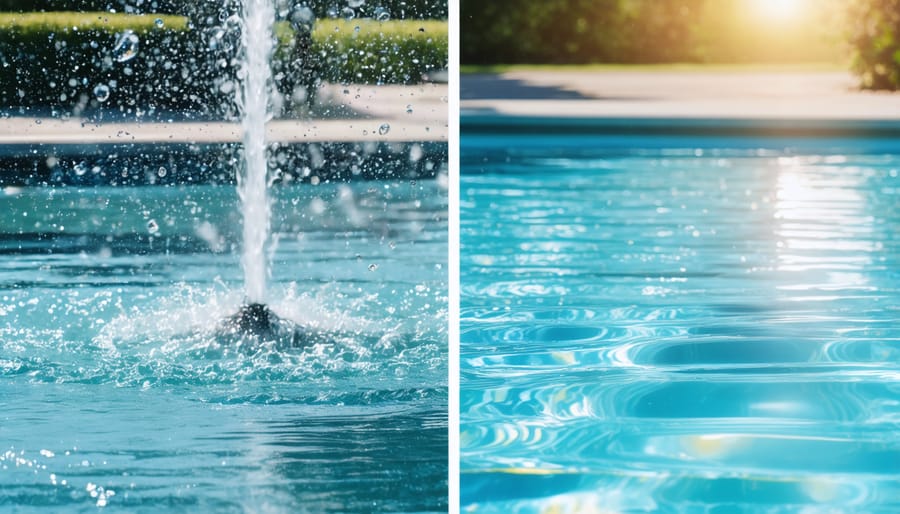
[378,123,390,135]
[368,263,378,271]
[224,14,243,32]
[93,84,110,102]
[146,219,159,234]
[291,5,314,30]
[74,162,88,176]
[341,7,355,19]
[348,0,365,7]
[154,18,164,28]
[405,104,413,114]
[374,7,390,21]
[112,30,139,63]
[157,166,167,177]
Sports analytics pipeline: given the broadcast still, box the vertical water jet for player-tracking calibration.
[237,0,275,305]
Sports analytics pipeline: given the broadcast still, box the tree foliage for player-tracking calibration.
[461,0,705,65]
[847,0,900,89]
[461,0,845,66]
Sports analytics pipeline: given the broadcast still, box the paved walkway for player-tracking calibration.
[461,70,900,121]
[0,82,448,145]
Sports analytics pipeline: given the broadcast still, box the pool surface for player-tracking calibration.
[461,133,900,513]
[1,178,448,512]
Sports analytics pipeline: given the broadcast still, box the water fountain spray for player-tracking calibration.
[237,0,274,305]
[221,0,285,338]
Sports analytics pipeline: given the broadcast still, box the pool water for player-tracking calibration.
[460,135,900,513]
[1,179,448,512]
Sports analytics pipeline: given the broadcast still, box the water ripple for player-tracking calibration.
[461,144,900,512]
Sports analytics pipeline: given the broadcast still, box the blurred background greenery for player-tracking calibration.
[461,0,900,90]
[0,1,448,117]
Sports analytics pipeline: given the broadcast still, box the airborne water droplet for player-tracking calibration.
[154,18,164,28]
[74,162,88,176]
[112,30,139,63]
[93,84,110,102]
[378,123,390,135]
[374,7,390,21]
[146,219,159,234]
[341,7,355,20]
[368,263,378,271]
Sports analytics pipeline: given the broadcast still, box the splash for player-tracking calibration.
[237,0,275,303]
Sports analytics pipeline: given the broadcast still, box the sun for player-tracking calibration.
[746,0,807,22]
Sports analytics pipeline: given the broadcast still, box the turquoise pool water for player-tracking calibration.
[1,179,448,512]
[461,134,900,513]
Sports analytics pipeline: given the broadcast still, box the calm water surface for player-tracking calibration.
[461,135,900,513]
[1,179,448,513]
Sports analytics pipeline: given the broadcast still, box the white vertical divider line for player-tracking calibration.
[447,0,461,511]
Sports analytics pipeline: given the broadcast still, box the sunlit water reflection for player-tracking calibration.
[0,179,447,513]
[461,136,900,513]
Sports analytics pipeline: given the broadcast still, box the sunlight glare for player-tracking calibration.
[747,0,806,22]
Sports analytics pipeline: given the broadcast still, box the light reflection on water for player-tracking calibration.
[461,142,900,513]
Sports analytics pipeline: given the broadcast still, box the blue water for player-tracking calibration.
[0,179,448,512]
[460,134,900,513]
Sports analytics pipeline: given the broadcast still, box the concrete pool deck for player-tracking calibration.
[0,82,448,146]
[461,70,900,122]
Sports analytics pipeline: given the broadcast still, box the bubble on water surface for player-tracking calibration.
[93,84,110,102]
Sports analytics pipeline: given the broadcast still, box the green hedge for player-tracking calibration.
[0,0,447,20]
[0,12,447,117]
[311,19,447,84]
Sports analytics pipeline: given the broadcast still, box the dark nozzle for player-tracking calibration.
[232,302,272,333]
[217,302,312,347]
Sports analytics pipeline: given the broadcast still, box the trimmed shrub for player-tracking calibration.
[0,12,446,117]
[311,19,447,84]
[0,12,216,116]
[847,0,900,90]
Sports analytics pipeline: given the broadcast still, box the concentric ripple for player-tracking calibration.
[461,136,900,513]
